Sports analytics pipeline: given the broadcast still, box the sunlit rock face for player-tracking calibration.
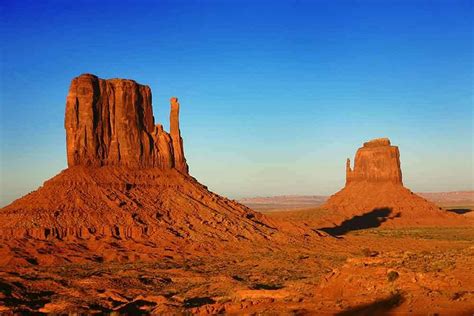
[65,74,188,173]
[345,138,402,185]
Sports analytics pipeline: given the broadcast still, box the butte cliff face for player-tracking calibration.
[65,74,188,173]
[345,138,402,185]
[324,138,458,226]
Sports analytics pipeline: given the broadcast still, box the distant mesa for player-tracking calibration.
[323,138,461,226]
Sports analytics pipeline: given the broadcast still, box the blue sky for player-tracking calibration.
[1,0,473,206]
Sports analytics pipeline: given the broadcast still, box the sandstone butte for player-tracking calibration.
[65,74,188,173]
[0,74,324,266]
[323,138,463,226]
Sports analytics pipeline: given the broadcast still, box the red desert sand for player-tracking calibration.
[0,74,472,314]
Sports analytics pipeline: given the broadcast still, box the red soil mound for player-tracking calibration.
[0,166,277,241]
[1,165,323,266]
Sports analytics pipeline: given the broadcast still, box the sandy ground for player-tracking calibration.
[1,203,473,314]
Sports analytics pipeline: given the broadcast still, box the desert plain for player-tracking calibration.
[1,192,473,315]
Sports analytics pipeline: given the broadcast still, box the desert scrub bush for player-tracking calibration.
[352,227,474,241]
[387,271,399,282]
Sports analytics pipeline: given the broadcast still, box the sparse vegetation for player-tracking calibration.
[349,227,474,241]
[387,271,399,282]
[250,283,284,290]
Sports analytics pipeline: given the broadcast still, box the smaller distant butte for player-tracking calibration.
[323,138,462,226]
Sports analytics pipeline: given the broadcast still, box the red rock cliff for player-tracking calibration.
[345,138,402,185]
[65,74,189,173]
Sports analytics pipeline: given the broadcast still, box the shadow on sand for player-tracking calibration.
[319,208,400,236]
[446,208,472,215]
[335,292,404,316]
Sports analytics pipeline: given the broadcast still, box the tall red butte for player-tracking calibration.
[0,74,320,266]
[65,74,188,172]
[323,138,462,226]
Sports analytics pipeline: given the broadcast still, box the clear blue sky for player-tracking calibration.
[1,0,473,206]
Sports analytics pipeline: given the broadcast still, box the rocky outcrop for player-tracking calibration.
[65,74,188,173]
[323,138,457,226]
[346,138,402,185]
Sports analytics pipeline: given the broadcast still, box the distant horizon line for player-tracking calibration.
[238,190,474,199]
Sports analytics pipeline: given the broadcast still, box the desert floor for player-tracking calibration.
[1,203,473,315]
